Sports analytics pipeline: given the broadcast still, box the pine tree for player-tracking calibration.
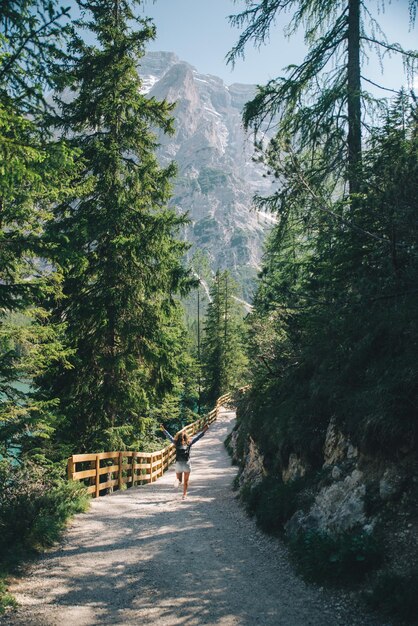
[0,1,81,456]
[318,94,418,453]
[41,0,191,449]
[227,1,418,475]
[201,270,248,406]
[228,0,417,196]
[242,95,418,467]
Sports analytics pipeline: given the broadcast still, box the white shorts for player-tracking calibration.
[175,461,191,473]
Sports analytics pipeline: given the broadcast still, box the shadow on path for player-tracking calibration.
[5,410,383,626]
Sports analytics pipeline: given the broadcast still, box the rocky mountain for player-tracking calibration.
[139,52,274,299]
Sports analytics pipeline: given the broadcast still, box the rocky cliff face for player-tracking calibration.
[234,413,417,538]
[139,52,273,299]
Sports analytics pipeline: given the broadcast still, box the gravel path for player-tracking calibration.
[3,409,385,626]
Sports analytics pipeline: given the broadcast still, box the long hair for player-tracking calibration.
[174,431,190,446]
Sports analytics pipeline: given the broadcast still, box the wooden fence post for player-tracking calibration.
[118,452,123,491]
[132,452,137,488]
[149,453,153,483]
[95,454,100,498]
[67,457,74,481]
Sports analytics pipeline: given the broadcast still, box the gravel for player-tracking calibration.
[3,409,387,626]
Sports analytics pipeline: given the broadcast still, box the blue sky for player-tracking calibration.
[140,0,417,91]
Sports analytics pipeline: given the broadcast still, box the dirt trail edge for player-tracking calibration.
[4,408,385,626]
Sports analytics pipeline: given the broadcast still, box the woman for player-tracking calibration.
[161,424,208,499]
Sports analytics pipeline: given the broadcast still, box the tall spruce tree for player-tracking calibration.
[228,1,418,470]
[41,0,191,449]
[228,0,417,196]
[317,94,418,454]
[239,96,418,467]
[201,270,248,406]
[0,1,81,456]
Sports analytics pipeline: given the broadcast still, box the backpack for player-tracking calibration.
[176,444,190,463]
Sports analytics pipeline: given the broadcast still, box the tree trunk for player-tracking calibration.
[347,0,362,195]
[104,283,117,428]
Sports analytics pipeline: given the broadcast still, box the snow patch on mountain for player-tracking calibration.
[140,74,159,94]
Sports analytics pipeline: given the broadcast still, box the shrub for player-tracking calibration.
[368,570,418,624]
[240,476,305,534]
[289,527,383,584]
[256,478,301,534]
[232,475,240,492]
[240,481,261,516]
[0,578,17,615]
[0,459,89,566]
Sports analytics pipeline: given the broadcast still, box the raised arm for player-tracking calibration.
[190,425,209,446]
[160,425,175,444]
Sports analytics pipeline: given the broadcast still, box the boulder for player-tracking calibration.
[379,466,405,501]
[286,469,367,536]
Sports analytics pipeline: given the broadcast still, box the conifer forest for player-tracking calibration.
[1,0,418,622]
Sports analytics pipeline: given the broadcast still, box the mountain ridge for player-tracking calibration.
[139,51,274,299]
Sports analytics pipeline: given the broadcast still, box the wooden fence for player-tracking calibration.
[67,392,231,498]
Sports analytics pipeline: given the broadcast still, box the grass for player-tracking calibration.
[0,577,17,615]
[289,527,383,585]
[240,475,309,535]
[367,569,418,624]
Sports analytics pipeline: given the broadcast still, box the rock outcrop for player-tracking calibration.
[237,413,413,540]
[286,469,368,536]
[323,418,358,467]
[282,453,307,483]
[239,436,266,488]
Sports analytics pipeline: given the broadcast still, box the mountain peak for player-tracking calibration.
[140,52,271,298]
[140,51,180,75]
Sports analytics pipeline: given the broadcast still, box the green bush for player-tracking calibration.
[240,476,305,534]
[289,527,383,584]
[255,477,305,534]
[224,432,233,456]
[0,459,89,566]
[368,570,418,624]
[240,481,261,516]
[232,475,240,492]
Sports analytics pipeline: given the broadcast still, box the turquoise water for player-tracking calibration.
[0,380,32,462]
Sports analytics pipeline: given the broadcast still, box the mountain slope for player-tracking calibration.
[140,52,273,298]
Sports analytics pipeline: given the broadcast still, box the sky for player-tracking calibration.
[139,0,417,91]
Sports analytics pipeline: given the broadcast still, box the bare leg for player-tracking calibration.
[176,472,183,484]
[183,472,190,498]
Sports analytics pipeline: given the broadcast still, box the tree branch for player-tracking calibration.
[361,36,418,59]
[0,10,70,84]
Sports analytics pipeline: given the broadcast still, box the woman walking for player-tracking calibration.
[161,424,208,499]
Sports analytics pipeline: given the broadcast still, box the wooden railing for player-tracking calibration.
[67,392,231,498]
